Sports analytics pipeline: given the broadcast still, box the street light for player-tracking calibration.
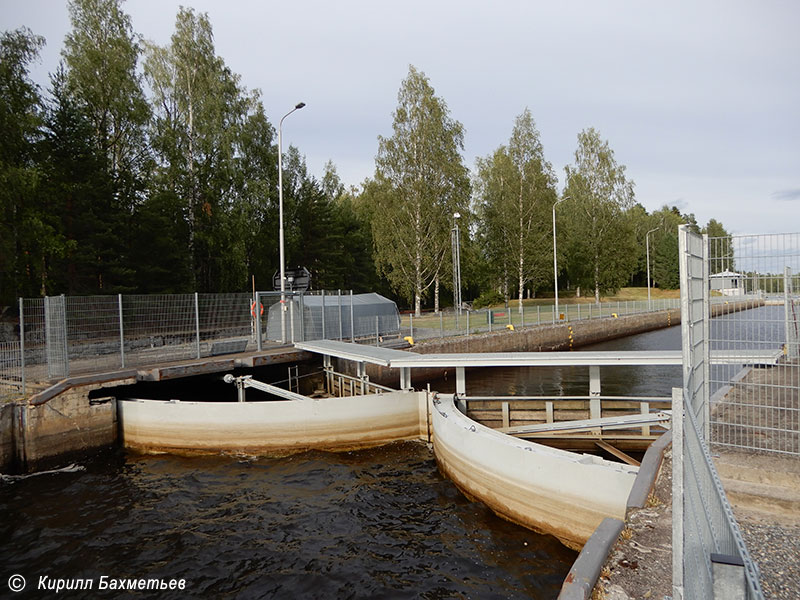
[451,212,462,317]
[278,101,305,344]
[553,196,567,319]
[645,226,659,310]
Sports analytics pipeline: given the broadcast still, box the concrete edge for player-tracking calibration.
[28,370,139,406]
[558,517,625,600]
[627,430,673,509]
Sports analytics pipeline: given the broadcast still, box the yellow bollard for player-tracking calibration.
[404,336,415,346]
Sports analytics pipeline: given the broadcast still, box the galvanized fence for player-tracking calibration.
[400,298,680,342]
[675,225,777,600]
[7,293,259,390]
[3,290,406,393]
[707,232,800,457]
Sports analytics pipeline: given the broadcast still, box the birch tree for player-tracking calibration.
[62,0,150,200]
[475,109,557,311]
[563,128,637,303]
[370,66,470,315]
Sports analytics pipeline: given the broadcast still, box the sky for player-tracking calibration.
[2,0,799,236]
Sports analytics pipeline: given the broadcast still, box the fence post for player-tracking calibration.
[350,290,355,342]
[466,310,470,335]
[195,292,201,359]
[338,289,343,340]
[375,315,380,347]
[537,305,540,325]
[118,294,125,368]
[255,292,263,351]
[488,309,492,332]
[440,311,443,337]
[671,387,684,600]
[299,293,305,342]
[321,290,326,340]
[289,294,295,343]
[785,267,797,358]
[410,314,414,340]
[19,298,25,396]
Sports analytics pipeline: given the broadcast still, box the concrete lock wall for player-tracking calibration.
[0,402,16,472]
[1,377,135,473]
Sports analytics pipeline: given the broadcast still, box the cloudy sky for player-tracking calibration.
[3,0,798,236]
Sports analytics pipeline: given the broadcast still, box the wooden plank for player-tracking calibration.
[596,440,641,466]
[501,401,510,428]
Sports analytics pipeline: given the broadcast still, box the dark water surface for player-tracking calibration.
[1,443,574,599]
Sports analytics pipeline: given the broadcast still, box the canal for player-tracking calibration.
[0,320,709,599]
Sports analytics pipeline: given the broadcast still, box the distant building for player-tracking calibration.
[710,270,745,296]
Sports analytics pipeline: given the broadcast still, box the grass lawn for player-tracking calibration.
[510,286,679,308]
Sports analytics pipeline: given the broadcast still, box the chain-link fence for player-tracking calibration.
[400,298,681,342]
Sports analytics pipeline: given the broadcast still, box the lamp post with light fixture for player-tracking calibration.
[278,102,305,344]
[553,196,567,319]
[451,212,462,317]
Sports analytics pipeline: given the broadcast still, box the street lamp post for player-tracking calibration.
[646,226,659,310]
[553,196,567,319]
[278,102,305,344]
[451,212,462,317]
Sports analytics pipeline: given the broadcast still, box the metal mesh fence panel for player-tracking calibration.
[676,388,764,600]
[20,298,46,383]
[121,294,198,367]
[397,299,681,343]
[63,295,122,375]
[708,232,800,456]
[676,227,766,599]
[0,341,22,400]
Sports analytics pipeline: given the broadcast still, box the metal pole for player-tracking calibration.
[350,290,355,342]
[553,196,567,319]
[118,293,125,368]
[299,293,305,342]
[289,294,295,343]
[61,294,69,377]
[466,310,470,335]
[452,213,462,317]
[255,292,262,351]
[278,102,306,344]
[646,227,658,310]
[440,311,443,337]
[19,298,25,396]
[338,289,343,340]
[321,290,326,340]
[376,315,380,347]
[195,292,201,359]
[410,314,414,340]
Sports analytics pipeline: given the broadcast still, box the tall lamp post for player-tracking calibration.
[278,102,305,344]
[451,212,462,317]
[646,226,659,310]
[553,196,567,319]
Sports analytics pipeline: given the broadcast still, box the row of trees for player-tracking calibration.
[1,0,731,314]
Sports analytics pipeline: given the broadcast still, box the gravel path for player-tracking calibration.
[735,509,800,600]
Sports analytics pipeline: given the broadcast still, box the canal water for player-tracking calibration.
[0,319,719,599]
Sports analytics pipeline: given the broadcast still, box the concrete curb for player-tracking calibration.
[557,431,672,600]
[558,517,625,600]
[627,430,672,509]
